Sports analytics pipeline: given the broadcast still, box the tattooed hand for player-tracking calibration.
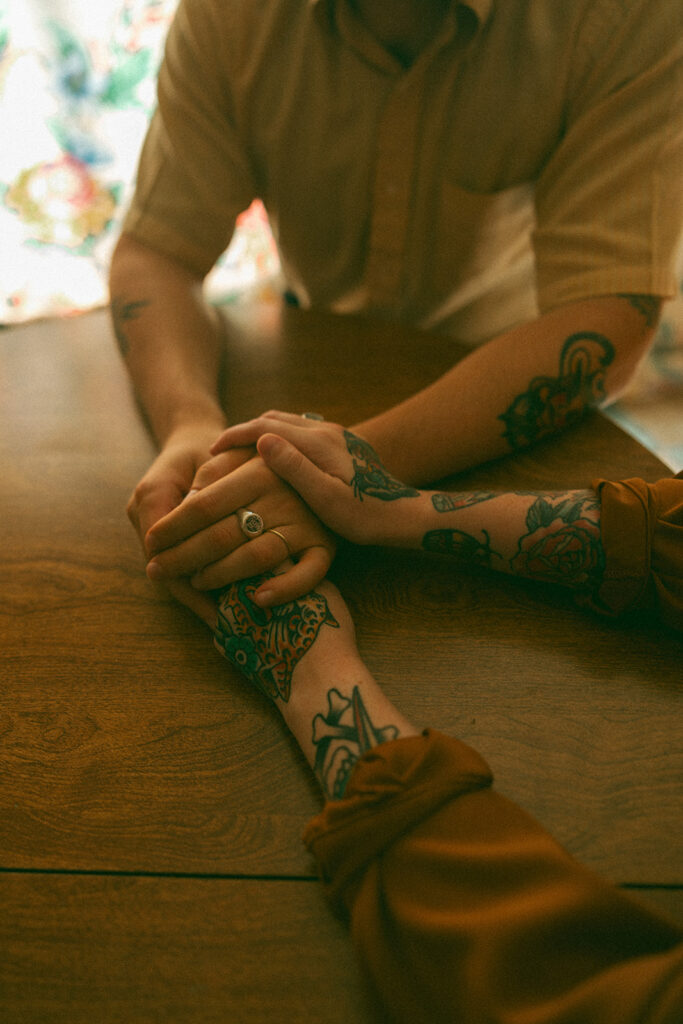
[210,411,421,545]
[214,568,357,704]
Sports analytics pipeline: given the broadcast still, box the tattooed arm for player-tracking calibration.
[214,571,418,798]
[212,414,605,599]
[352,295,660,485]
[110,234,336,615]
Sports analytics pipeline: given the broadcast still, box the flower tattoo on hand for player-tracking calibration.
[214,573,339,702]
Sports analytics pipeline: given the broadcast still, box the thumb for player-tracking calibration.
[257,433,327,507]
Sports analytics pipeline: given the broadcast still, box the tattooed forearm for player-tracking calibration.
[312,686,399,800]
[499,331,615,450]
[422,527,501,568]
[214,573,339,702]
[344,430,420,501]
[110,296,150,357]
[432,492,498,512]
[617,294,662,330]
[511,493,603,591]
[422,490,604,594]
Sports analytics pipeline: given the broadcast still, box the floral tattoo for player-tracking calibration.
[511,494,603,591]
[344,430,420,501]
[499,331,615,450]
[214,573,339,702]
[312,686,399,800]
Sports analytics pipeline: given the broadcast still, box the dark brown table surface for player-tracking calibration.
[1,301,681,1023]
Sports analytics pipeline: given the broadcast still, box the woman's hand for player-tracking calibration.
[210,411,423,546]
[213,569,357,704]
[144,448,336,609]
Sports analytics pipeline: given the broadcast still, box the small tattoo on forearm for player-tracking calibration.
[432,492,498,512]
[499,331,615,450]
[111,296,150,357]
[214,573,339,702]
[312,686,399,800]
[422,527,500,567]
[343,430,420,502]
[617,294,661,330]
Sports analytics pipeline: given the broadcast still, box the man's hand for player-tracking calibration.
[127,423,251,626]
[210,411,422,546]
[144,449,336,609]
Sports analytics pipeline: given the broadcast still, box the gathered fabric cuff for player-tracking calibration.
[589,472,683,631]
[302,729,492,912]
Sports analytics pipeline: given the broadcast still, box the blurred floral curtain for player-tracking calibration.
[0,0,278,325]
[0,0,680,433]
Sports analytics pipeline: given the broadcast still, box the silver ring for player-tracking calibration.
[301,412,325,420]
[237,508,264,540]
[266,528,292,558]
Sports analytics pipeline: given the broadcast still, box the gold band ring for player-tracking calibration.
[266,528,292,558]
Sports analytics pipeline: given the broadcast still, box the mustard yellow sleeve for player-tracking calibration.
[122,0,255,276]
[589,472,683,632]
[304,731,683,1024]
[533,0,683,310]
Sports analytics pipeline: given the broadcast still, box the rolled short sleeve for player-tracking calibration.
[533,0,683,311]
[122,0,255,276]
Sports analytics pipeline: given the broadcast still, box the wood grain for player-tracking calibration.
[0,873,375,1024]
[0,299,681,1024]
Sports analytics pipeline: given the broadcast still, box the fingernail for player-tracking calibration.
[253,588,274,607]
[258,435,282,458]
[146,561,163,581]
[182,488,199,503]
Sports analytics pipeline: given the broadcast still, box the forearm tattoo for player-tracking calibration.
[343,430,420,501]
[432,492,498,512]
[422,527,500,567]
[214,573,339,702]
[618,294,661,329]
[422,491,604,594]
[511,493,604,590]
[110,296,150,357]
[498,331,615,450]
[312,686,399,800]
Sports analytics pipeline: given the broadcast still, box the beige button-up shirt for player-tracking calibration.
[124,0,683,346]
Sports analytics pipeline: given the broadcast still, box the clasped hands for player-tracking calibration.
[132,411,416,619]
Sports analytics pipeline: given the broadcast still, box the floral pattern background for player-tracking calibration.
[0,0,278,324]
[0,0,680,466]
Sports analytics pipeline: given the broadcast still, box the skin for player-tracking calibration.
[209,413,607,605]
[214,571,418,797]
[110,0,661,615]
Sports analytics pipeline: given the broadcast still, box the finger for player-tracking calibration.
[190,446,254,491]
[164,580,218,629]
[257,434,347,520]
[146,458,270,554]
[252,546,333,608]
[129,481,184,553]
[189,531,289,590]
[147,511,245,581]
[210,411,321,454]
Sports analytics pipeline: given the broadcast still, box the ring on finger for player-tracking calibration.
[266,528,293,558]
[237,507,264,540]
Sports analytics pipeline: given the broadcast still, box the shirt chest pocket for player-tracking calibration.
[433,179,537,292]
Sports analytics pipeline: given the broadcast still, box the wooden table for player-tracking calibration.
[1,302,681,1023]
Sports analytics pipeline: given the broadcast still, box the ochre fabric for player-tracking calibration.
[593,472,683,631]
[123,0,683,346]
[304,730,683,1024]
